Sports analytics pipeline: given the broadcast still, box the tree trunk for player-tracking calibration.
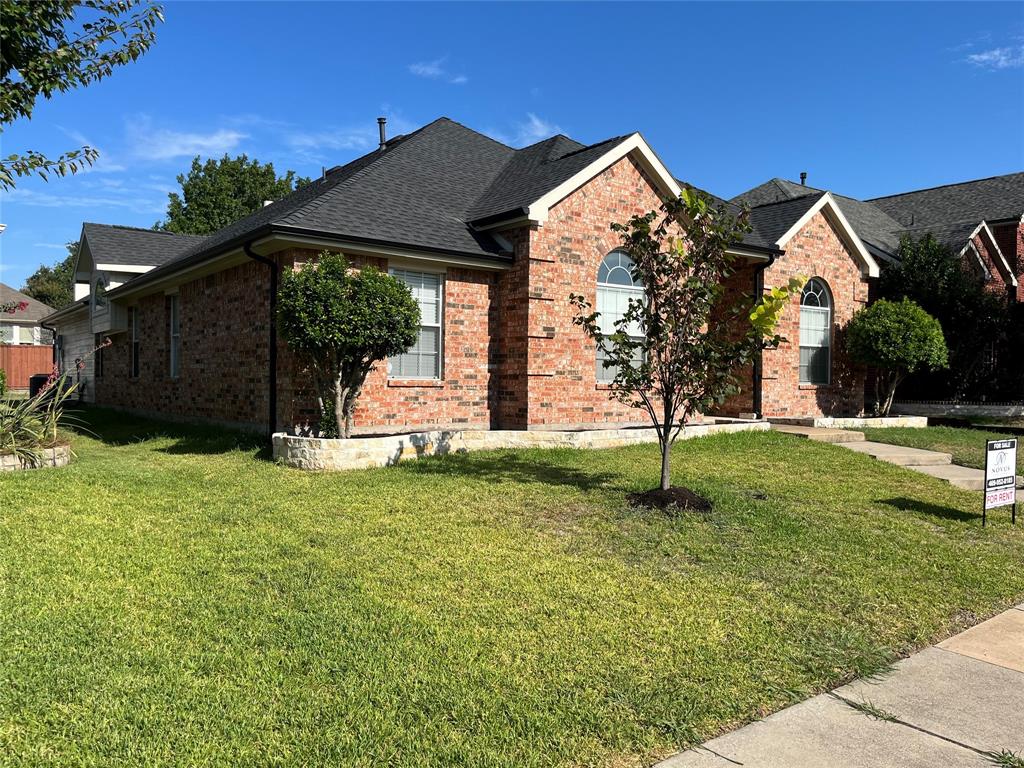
[660,440,671,491]
[334,377,349,438]
[881,372,903,417]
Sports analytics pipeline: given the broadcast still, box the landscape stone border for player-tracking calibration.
[0,444,72,472]
[272,420,770,471]
[770,416,928,429]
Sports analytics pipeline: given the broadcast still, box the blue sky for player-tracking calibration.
[1,1,1022,290]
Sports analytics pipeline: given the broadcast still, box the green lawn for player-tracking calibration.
[860,425,1024,475]
[2,409,1023,767]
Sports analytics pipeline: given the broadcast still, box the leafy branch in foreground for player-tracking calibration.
[0,0,164,189]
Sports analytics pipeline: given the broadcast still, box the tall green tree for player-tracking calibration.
[0,0,163,189]
[880,234,1010,399]
[156,155,311,235]
[570,189,801,495]
[22,241,78,310]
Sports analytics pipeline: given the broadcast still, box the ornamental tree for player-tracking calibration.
[571,189,802,494]
[277,252,420,438]
[846,298,949,416]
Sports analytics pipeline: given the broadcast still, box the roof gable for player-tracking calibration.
[81,223,207,268]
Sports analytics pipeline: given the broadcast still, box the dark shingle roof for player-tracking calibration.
[676,180,778,253]
[747,193,827,246]
[733,177,904,258]
[81,223,207,267]
[0,283,54,323]
[896,220,982,254]
[869,172,1024,228]
[108,119,658,297]
[466,134,628,223]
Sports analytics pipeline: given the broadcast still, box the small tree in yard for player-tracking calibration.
[277,252,420,438]
[571,189,802,502]
[846,298,948,416]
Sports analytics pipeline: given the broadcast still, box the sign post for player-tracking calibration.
[983,438,1017,527]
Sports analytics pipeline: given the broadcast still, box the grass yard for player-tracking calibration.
[860,425,1024,475]
[2,409,1023,767]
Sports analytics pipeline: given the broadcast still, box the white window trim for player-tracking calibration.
[388,267,445,380]
[799,279,832,386]
[169,295,181,379]
[596,251,645,383]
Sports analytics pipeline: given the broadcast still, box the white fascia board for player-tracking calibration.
[976,221,1017,287]
[775,192,880,278]
[965,240,992,280]
[95,264,153,274]
[525,133,682,225]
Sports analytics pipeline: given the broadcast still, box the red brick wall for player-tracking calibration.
[759,210,869,418]
[990,219,1024,302]
[969,232,1015,297]
[517,154,668,429]
[276,249,497,435]
[96,260,272,431]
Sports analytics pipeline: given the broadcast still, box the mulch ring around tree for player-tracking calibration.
[628,486,713,514]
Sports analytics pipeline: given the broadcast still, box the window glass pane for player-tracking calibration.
[389,270,442,379]
[0,324,13,343]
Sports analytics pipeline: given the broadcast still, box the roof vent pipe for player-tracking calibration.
[377,117,387,150]
[799,171,807,186]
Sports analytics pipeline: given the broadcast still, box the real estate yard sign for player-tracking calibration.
[983,438,1017,526]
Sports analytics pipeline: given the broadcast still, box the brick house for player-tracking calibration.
[53,117,1024,435]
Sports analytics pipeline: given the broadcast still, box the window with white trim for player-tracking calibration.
[596,250,645,381]
[129,307,140,378]
[799,278,832,385]
[0,323,15,344]
[389,268,443,379]
[168,295,181,379]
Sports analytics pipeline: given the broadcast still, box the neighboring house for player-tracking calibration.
[734,173,1024,300]
[0,283,54,391]
[0,283,54,346]
[50,116,1018,434]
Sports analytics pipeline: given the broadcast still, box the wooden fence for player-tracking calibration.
[0,345,53,389]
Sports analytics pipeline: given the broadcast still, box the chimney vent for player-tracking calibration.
[377,117,387,150]
[799,171,807,186]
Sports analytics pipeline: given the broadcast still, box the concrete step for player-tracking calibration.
[908,464,1024,492]
[771,425,865,444]
[842,441,953,467]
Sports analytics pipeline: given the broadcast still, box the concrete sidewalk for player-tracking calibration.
[657,604,1024,767]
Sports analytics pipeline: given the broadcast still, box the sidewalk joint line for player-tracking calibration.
[828,692,990,757]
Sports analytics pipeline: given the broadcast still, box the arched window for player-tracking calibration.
[799,277,832,385]
[596,250,644,381]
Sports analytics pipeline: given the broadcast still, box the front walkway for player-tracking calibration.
[772,424,1024,501]
[658,604,1024,767]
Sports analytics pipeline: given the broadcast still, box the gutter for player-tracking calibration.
[243,242,279,439]
[751,252,778,418]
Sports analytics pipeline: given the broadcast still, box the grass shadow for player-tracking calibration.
[404,450,622,493]
[876,496,979,524]
[66,406,270,458]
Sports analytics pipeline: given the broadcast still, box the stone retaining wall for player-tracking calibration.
[272,420,770,472]
[770,416,928,429]
[0,444,71,472]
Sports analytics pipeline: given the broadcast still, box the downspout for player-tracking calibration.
[243,242,279,439]
[751,253,777,419]
[39,321,57,367]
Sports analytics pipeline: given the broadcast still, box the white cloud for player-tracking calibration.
[125,116,247,160]
[56,126,127,173]
[285,113,418,164]
[517,113,559,144]
[408,56,468,85]
[4,188,165,215]
[966,45,1024,70]
[32,242,71,250]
